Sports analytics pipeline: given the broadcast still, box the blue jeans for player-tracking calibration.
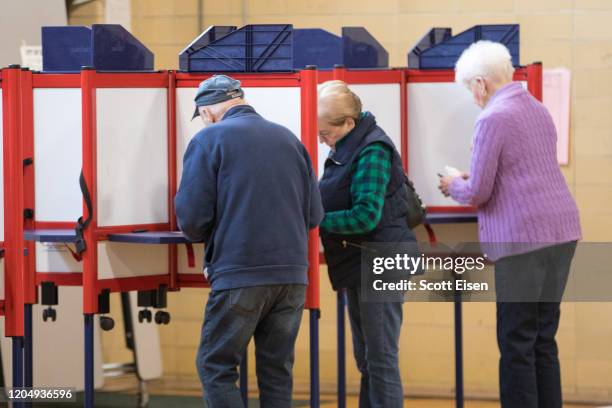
[197,284,306,408]
[495,241,577,408]
[346,287,404,408]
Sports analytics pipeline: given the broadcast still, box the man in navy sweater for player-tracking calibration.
[175,75,323,408]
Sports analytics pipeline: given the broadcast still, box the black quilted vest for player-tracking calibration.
[319,112,416,290]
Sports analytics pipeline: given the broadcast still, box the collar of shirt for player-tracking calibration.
[486,81,524,108]
[221,104,256,120]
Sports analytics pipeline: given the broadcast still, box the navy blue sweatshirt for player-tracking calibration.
[175,105,324,290]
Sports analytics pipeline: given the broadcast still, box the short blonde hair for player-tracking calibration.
[455,40,515,87]
[318,80,362,126]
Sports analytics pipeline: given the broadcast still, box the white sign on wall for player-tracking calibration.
[543,68,571,166]
[20,42,42,71]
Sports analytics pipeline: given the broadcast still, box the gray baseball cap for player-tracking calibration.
[192,75,245,119]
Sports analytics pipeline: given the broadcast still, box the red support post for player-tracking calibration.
[81,68,99,314]
[300,66,320,311]
[2,66,25,337]
[527,62,543,102]
[332,64,346,81]
[20,69,37,304]
[400,70,408,172]
[167,70,179,291]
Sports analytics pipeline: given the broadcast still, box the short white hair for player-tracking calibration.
[455,40,515,87]
[205,96,246,117]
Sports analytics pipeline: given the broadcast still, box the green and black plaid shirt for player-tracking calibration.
[320,141,392,235]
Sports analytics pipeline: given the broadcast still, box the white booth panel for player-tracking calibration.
[0,287,104,389]
[317,83,401,178]
[176,87,205,167]
[408,82,481,208]
[96,88,168,227]
[408,81,527,208]
[0,88,3,241]
[35,242,83,273]
[176,87,302,179]
[34,89,83,223]
[352,84,402,148]
[177,243,205,276]
[97,242,169,280]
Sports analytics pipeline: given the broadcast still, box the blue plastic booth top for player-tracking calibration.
[178,24,293,72]
[179,25,237,71]
[292,26,388,70]
[407,24,520,69]
[180,24,389,72]
[342,27,388,69]
[292,28,342,70]
[42,24,154,72]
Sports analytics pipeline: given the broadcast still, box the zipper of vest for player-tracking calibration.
[341,240,381,255]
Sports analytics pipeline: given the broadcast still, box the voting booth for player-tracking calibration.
[0,65,322,408]
[173,69,322,407]
[0,71,5,322]
[407,65,542,214]
[0,70,6,393]
[315,63,543,407]
[1,66,31,394]
[317,67,405,175]
[0,20,544,408]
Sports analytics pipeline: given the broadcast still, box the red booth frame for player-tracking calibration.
[2,62,542,407]
[1,65,322,407]
[315,63,543,408]
[406,63,543,214]
[3,62,543,328]
[7,68,320,315]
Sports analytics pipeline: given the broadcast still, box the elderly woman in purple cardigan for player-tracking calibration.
[439,41,581,408]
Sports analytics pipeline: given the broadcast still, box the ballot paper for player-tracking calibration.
[444,165,462,177]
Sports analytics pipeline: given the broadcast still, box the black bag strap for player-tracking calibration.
[74,170,93,256]
[403,172,427,229]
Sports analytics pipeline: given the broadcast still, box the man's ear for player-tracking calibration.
[201,107,212,123]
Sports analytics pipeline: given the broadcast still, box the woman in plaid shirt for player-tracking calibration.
[318,81,416,408]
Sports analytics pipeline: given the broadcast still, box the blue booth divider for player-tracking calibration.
[292,27,388,70]
[292,29,343,71]
[407,24,520,69]
[179,26,237,71]
[42,24,154,72]
[180,25,389,72]
[178,24,293,72]
[342,27,389,69]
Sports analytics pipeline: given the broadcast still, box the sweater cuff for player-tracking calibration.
[448,177,471,205]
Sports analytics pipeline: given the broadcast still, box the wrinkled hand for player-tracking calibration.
[438,176,455,197]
